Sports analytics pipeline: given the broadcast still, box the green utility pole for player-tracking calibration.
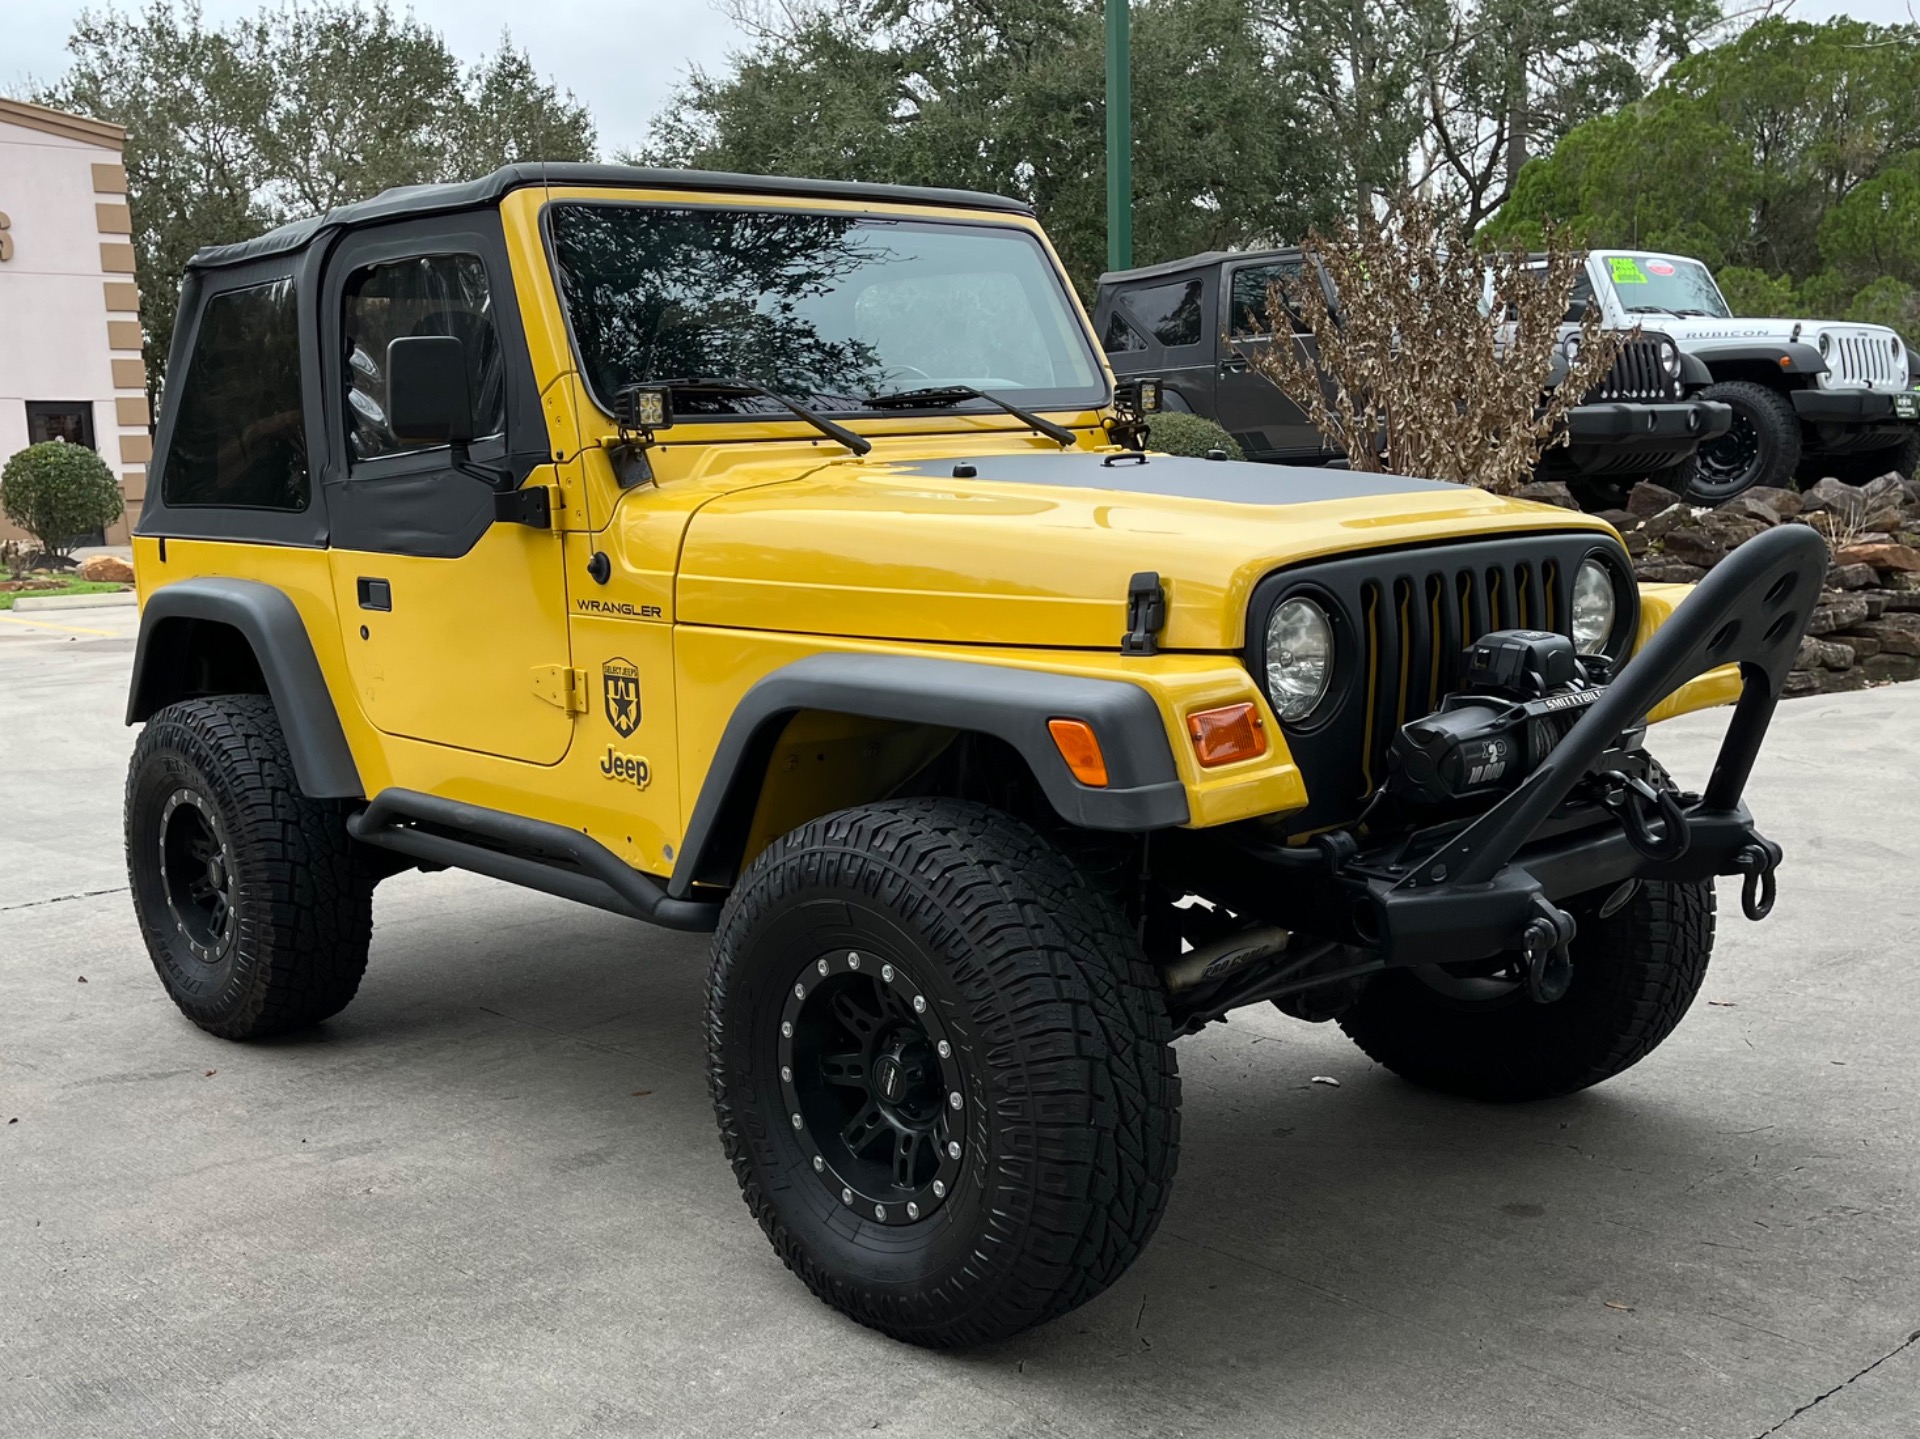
[1105,0,1132,272]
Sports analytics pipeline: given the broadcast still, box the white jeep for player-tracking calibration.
[1563,250,1919,501]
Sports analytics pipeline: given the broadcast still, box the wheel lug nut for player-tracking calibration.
[873,1204,886,1220]
[881,964,895,982]
[781,1066,792,1082]
[949,1091,962,1110]
[793,982,805,998]
[933,1180,946,1197]
[816,958,828,976]
[841,1187,853,1205]
[937,1040,951,1058]
[791,1113,803,1129]
[812,1156,824,1172]
[912,995,926,1013]
[781,1021,793,1038]
[947,1141,961,1159]
[848,952,861,968]
[906,1202,920,1219]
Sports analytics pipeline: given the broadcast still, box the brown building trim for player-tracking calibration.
[91,162,129,194]
[0,98,125,149]
[107,318,143,352]
[111,358,146,390]
[119,434,154,465]
[115,395,151,427]
[122,470,148,500]
[104,281,140,312]
[95,202,133,235]
[100,241,137,274]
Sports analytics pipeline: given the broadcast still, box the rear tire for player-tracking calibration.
[125,695,374,1039]
[1688,381,1802,501]
[1337,878,1715,1101]
[707,798,1179,1347]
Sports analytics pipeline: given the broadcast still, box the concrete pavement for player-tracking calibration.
[2,604,1917,1438]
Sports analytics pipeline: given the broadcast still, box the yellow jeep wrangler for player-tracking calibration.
[123,164,1824,1347]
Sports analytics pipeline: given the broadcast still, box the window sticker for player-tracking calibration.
[1608,256,1648,285]
[1646,259,1676,276]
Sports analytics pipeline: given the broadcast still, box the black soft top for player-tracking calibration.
[1096,247,1300,288]
[186,163,1034,271]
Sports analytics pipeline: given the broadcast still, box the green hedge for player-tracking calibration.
[1,440,123,557]
[1146,411,1245,460]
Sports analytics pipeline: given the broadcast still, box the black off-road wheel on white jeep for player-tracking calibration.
[707,798,1180,1348]
[1337,878,1714,1102]
[1687,381,1802,502]
[126,695,375,1039]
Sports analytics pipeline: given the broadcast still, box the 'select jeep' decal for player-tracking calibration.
[603,658,641,737]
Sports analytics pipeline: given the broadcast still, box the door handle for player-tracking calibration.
[357,577,392,611]
[1220,356,1251,374]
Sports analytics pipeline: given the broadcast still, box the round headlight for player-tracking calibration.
[1660,338,1681,376]
[1893,335,1904,358]
[1265,596,1335,722]
[1561,333,1581,363]
[1572,559,1617,656]
[1817,330,1832,357]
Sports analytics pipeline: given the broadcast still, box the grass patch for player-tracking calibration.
[0,579,130,610]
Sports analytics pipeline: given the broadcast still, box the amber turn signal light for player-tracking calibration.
[1047,718,1109,787]
[1186,702,1267,767]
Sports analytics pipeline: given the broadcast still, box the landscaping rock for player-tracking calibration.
[1864,593,1888,619]
[1797,635,1854,670]
[1806,595,1872,635]
[1800,476,1868,521]
[1860,474,1912,510]
[1835,541,1920,573]
[1644,503,1698,539]
[1828,563,1878,589]
[1627,480,1679,518]
[1866,652,1920,683]
[1745,486,1802,518]
[1635,559,1707,584]
[1860,613,1920,656]
[1718,493,1781,526]
[1782,668,1822,697]
[1517,480,1579,509]
[1623,529,1651,557]
[1595,508,1640,533]
[1831,632,1883,661]
[77,555,134,584]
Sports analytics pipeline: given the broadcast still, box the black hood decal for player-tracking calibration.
[895,452,1456,505]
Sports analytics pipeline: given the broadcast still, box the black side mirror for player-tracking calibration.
[387,335,475,446]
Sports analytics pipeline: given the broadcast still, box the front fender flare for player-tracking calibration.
[668,653,1191,895]
[126,577,363,799]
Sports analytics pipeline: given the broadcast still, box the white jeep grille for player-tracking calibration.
[1825,329,1904,389]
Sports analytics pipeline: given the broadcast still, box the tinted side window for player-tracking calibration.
[1230,263,1310,336]
[1119,279,1204,348]
[162,278,309,510]
[343,254,504,462]
[1564,273,1596,324]
[1103,311,1149,353]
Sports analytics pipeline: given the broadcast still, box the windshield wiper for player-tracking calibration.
[659,377,871,455]
[864,385,1075,448]
[1624,303,1680,316]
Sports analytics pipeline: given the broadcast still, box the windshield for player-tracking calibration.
[1595,254,1730,318]
[548,203,1105,417]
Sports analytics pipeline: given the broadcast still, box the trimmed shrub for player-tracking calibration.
[1147,410,1244,460]
[1,440,123,559]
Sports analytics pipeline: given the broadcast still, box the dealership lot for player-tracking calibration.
[3,604,1916,1439]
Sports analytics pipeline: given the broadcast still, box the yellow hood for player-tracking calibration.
[676,449,1615,651]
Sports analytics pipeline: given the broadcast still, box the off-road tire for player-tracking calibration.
[1337,879,1714,1102]
[707,798,1180,1348]
[126,695,374,1039]
[1688,381,1802,501]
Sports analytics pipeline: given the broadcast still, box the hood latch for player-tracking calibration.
[1121,571,1167,655]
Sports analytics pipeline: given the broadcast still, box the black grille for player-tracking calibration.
[1583,338,1678,403]
[1245,532,1635,833]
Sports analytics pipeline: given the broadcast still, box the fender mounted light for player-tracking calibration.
[1047,719,1110,787]
[1187,702,1268,768]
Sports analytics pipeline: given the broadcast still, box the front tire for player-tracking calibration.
[125,695,374,1039]
[1337,878,1714,1101]
[707,799,1179,1348]
[1688,381,1802,501]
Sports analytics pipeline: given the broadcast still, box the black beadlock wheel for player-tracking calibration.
[706,798,1180,1348]
[1337,878,1715,1102]
[1688,381,1802,501]
[125,695,375,1039]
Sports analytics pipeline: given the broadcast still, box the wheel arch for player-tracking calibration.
[1692,342,1824,391]
[126,578,363,799]
[667,654,1190,897]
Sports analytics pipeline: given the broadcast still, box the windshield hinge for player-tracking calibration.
[1121,571,1167,655]
[530,664,589,714]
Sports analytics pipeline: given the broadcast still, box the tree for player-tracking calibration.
[642,0,1340,295]
[38,2,597,400]
[1489,17,1920,325]
[1,441,125,562]
[1246,191,1628,493]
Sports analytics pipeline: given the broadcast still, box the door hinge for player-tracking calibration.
[531,664,589,714]
[495,484,559,529]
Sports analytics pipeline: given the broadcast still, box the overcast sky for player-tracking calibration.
[1,0,1912,162]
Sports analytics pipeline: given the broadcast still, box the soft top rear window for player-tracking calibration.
[546,203,1105,417]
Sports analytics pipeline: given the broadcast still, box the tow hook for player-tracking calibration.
[1599,771,1692,861]
[1521,894,1578,1004]
[1734,838,1783,921]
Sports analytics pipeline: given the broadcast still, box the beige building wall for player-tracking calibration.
[0,98,148,547]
